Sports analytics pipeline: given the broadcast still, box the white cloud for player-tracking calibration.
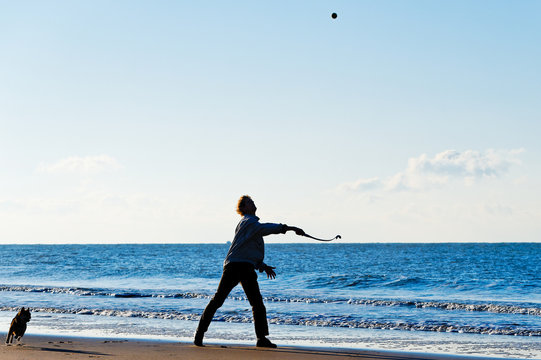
[340,148,524,192]
[407,149,524,178]
[37,155,121,175]
[338,177,382,192]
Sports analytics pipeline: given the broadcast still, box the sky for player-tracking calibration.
[1,1,540,244]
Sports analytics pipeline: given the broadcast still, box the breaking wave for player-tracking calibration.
[2,284,540,316]
[0,305,538,337]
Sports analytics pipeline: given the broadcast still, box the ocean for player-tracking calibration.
[0,243,539,358]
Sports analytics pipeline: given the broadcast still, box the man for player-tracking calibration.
[194,195,305,348]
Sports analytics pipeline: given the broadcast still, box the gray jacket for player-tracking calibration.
[224,215,286,270]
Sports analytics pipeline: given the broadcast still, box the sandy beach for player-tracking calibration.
[0,335,513,360]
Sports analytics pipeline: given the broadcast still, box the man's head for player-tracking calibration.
[236,195,257,216]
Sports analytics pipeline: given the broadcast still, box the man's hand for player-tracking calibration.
[286,225,305,236]
[263,265,276,280]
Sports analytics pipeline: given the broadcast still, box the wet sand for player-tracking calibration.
[1,335,509,360]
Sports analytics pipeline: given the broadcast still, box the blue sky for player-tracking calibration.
[1,1,540,243]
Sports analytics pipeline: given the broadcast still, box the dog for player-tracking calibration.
[5,307,31,344]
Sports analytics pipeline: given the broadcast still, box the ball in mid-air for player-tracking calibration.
[331,12,337,19]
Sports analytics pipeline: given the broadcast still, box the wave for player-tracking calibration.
[0,305,538,337]
[0,285,210,300]
[263,296,541,316]
[343,299,541,316]
[2,284,540,316]
[306,274,426,289]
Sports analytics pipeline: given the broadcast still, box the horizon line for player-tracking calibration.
[0,241,538,246]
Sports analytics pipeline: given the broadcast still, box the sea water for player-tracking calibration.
[0,243,539,358]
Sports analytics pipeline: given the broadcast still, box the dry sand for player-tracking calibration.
[0,335,508,360]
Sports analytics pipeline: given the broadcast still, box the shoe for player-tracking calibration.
[256,337,277,348]
[194,331,204,347]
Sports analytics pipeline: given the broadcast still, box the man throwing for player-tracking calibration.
[194,195,305,348]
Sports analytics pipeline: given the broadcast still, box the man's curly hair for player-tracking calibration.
[236,195,252,216]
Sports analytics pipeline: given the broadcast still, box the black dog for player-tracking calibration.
[6,307,31,344]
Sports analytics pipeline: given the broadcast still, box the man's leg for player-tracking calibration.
[240,267,276,348]
[195,265,239,345]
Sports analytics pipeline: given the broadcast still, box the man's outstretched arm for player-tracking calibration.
[258,223,305,237]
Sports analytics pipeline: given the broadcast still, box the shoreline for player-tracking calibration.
[0,334,520,360]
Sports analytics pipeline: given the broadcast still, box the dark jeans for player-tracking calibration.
[196,262,268,338]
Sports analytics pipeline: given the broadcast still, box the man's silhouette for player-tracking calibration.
[194,195,305,348]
